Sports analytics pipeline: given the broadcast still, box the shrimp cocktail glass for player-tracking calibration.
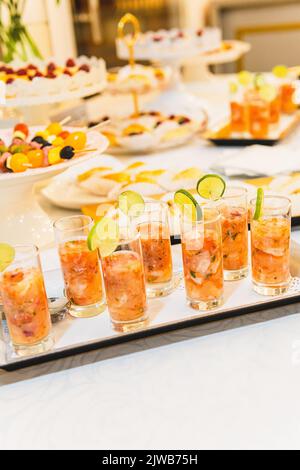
[280,83,296,114]
[229,73,254,134]
[269,91,281,125]
[54,215,105,318]
[220,187,249,281]
[0,244,52,356]
[175,189,224,311]
[119,192,174,298]
[196,174,248,281]
[247,92,270,139]
[250,189,291,296]
[88,215,148,333]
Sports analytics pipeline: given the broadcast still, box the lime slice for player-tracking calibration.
[272,65,288,79]
[259,84,277,102]
[237,70,253,87]
[0,243,15,272]
[254,73,265,89]
[196,174,226,201]
[229,81,238,94]
[119,191,145,218]
[87,217,119,257]
[174,189,203,222]
[253,188,264,221]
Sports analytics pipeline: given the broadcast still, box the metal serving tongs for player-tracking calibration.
[117,13,141,117]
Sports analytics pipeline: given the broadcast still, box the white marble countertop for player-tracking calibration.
[2,80,300,450]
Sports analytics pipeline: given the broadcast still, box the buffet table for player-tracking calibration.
[1,80,300,450]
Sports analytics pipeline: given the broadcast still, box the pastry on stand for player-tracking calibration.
[106,64,172,95]
[0,56,107,125]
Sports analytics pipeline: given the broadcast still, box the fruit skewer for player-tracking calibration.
[0,123,89,173]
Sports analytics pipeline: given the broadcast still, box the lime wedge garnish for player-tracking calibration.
[119,191,145,218]
[229,81,238,94]
[272,65,288,79]
[196,174,226,201]
[0,243,15,272]
[253,188,264,221]
[254,73,265,89]
[237,70,253,86]
[259,84,277,102]
[87,217,119,257]
[174,189,203,222]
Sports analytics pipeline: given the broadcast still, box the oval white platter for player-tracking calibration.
[41,155,123,209]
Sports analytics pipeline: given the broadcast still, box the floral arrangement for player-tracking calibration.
[0,0,61,63]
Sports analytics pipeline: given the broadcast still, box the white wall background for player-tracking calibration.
[209,0,300,72]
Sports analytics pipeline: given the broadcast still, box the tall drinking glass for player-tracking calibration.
[247,97,270,139]
[135,201,174,298]
[269,92,281,124]
[230,100,247,133]
[250,196,291,295]
[0,245,52,356]
[54,215,105,318]
[229,84,247,133]
[101,222,148,332]
[220,187,249,281]
[181,204,224,311]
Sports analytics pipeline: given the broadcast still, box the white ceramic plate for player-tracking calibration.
[41,157,205,210]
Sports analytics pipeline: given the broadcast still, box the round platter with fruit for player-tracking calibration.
[0,56,107,107]
[0,122,108,247]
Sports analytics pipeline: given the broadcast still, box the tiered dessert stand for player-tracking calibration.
[116,14,250,117]
[100,14,207,155]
